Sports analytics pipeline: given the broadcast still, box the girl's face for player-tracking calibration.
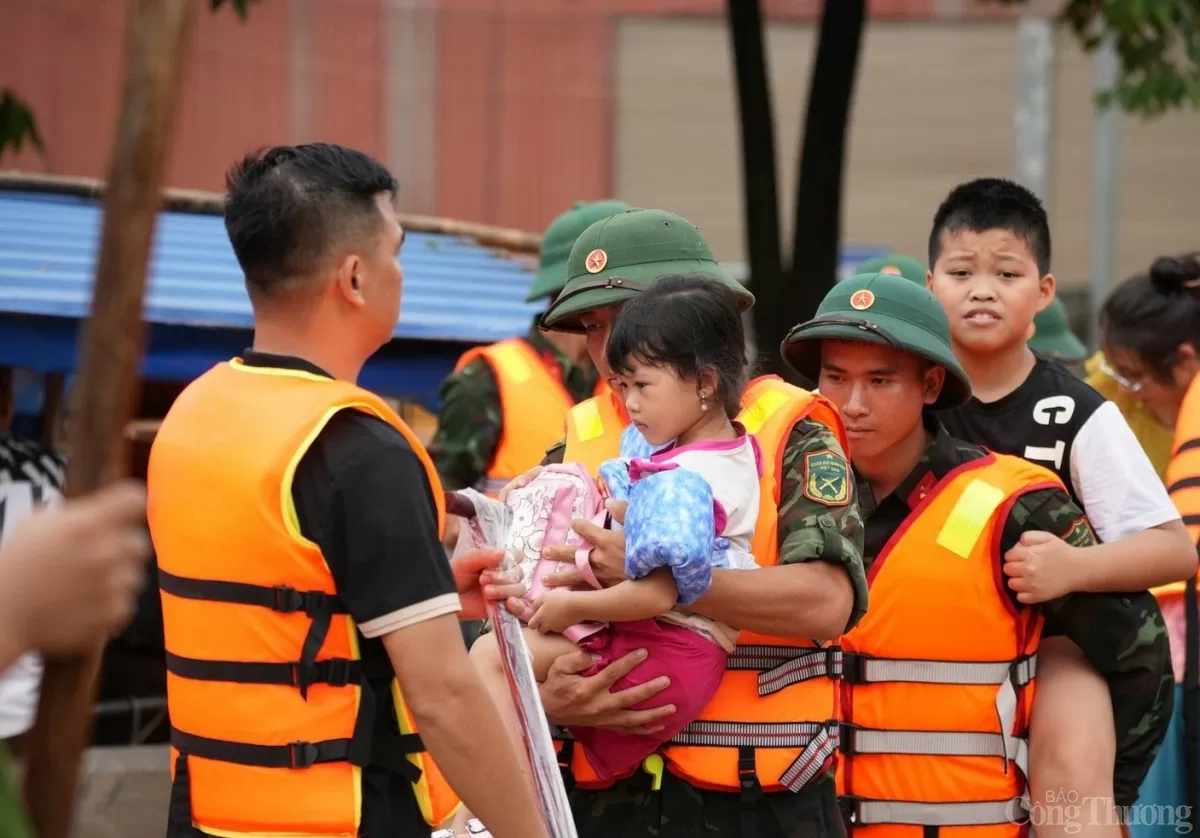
[613,358,717,447]
[1099,342,1199,430]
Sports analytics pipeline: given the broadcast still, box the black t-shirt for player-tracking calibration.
[937,352,1106,506]
[175,352,456,838]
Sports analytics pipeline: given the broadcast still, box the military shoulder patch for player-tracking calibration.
[802,450,851,507]
[1064,515,1098,548]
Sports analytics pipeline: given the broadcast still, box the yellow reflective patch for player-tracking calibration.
[571,400,604,443]
[740,388,791,435]
[492,342,532,384]
[935,479,1006,558]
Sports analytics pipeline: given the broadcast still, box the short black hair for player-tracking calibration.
[1102,253,1200,379]
[223,143,398,298]
[606,276,749,418]
[928,178,1052,276]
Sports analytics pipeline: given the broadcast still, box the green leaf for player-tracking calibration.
[0,89,45,161]
[1058,0,1200,119]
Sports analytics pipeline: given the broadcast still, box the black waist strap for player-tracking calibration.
[159,568,349,615]
[165,651,394,689]
[159,568,349,700]
[171,727,424,783]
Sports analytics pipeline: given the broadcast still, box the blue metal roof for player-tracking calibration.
[0,189,543,343]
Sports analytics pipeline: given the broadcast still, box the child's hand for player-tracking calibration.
[1002,531,1085,604]
[529,589,583,634]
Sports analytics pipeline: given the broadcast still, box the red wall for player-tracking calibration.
[3,0,1028,236]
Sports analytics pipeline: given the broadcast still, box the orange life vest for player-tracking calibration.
[1152,372,1200,602]
[455,338,600,495]
[559,375,854,794]
[837,452,1058,836]
[149,359,460,837]
[562,385,629,475]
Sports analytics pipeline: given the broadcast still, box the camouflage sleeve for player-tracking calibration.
[1003,488,1174,807]
[427,358,503,491]
[777,419,869,632]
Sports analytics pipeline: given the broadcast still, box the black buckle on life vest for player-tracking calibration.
[290,658,354,689]
[838,722,859,757]
[840,652,864,685]
[289,741,320,769]
[273,585,323,615]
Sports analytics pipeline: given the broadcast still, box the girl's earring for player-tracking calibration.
[701,398,709,412]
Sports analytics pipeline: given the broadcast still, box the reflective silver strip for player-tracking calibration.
[727,644,815,669]
[668,721,828,749]
[472,476,510,496]
[845,660,1031,780]
[851,797,1027,827]
[846,728,1029,767]
[850,654,1036,687]
[778,723,840,792]
[757,648,841,696]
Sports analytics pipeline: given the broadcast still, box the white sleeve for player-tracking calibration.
[1069,400,1180,543]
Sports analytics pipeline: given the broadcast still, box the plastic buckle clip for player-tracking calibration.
[288,741,318,769]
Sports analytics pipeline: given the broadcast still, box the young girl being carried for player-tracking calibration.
[454,275,762,833]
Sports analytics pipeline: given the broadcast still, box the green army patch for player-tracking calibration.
[1064,515,1098,548]
[802,450,851,506]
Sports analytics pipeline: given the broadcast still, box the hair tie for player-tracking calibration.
[1183,278,1200,289]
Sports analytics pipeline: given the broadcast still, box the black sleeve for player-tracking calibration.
[292,410,457,628]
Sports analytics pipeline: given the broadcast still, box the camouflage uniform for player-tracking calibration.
[532,209,870,837]
[856,420,1173,808]
[428,323,598,491]
[543,419,868,837]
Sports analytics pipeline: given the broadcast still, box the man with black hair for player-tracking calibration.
[149,143,545,838]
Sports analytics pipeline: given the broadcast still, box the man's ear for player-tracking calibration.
[923,364,946,406]
[334,254,365,308]
[1038,273,1056,313]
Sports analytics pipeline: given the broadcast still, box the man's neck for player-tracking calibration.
[251,322,364,383]
[856,422,932,501]
[954,341,1036,404]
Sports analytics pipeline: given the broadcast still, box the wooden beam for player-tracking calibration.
[20,1,197,834]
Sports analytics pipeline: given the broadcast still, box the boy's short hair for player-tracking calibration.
[928,178,1051,276]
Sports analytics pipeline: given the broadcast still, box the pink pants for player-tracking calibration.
[568,618,727,783]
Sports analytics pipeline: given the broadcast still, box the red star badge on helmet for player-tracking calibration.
[585,249,608,274]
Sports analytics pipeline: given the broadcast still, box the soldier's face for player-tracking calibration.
[818,340,944,464]
[581,306,621,379]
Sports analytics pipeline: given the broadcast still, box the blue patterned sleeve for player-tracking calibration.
[623,467,717,605]
[597,457,633,503]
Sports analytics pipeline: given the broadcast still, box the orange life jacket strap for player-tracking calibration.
[725,644,843,697]
[158,567,348,616]
[169,726,423,783]
[159,567,344,700]
[161,566,429,786]
[164,650,393,691]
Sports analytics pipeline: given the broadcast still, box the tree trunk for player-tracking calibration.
[788,0,867,373]
[726,0,785,375]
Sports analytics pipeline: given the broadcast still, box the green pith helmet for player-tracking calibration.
[780,272,972,409]
[1028,298,1087,362]
[526,199,632,302]
[539,208,754,333]
[855,253,928,285]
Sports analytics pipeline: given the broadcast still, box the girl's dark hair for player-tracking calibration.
[1102,253,1200,378]
[606,275,749,418]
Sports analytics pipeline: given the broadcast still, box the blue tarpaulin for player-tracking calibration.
[0,187,889,413]
[0,188,544,409]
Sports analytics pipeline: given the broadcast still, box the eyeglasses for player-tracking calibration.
[1097,357,1145,394]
